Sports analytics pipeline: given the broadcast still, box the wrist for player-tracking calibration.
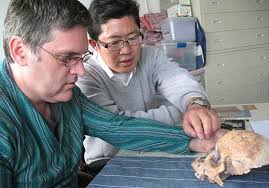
[187,97,211,110]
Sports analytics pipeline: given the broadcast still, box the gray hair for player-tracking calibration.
[3,0,90,63]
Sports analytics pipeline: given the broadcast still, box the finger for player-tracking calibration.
[182,118,197,137]
[209,109,221,133]
[188,107,210,139]
[182,116,197,138]
[189,115,205,139]
[199,112,212,139]
[183,107,207,139]
[189,138,215,153]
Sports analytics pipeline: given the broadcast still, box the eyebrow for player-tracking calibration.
[106,31,140,40]
[56,51,87,57]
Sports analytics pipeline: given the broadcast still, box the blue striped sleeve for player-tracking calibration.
[79,90,191,154]
[0,117,15,188]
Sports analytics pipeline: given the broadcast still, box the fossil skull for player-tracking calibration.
[192,130,269,187]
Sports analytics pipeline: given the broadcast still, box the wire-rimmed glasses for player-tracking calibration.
[39,46,93,67]
[97,33,144,51]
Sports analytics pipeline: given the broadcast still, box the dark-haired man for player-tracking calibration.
[77,0,221,166]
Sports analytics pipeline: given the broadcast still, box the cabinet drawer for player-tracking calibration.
[205,68,269,90]
[203,11,269,32]
[206,47,269,75]
[197,0,269,13]
[206,28,269,51]
[207,84,269,105]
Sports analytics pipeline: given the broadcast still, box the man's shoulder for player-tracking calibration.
[140,45,164,60]
[139,45,165,69]
[0,86,20,136]
[141,45,160,54]
[0,79,14,108]
[83,57,106,75]
[83,56,99,69]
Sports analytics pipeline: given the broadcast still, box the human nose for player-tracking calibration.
[119,41,132,54]
[70,60,86,77]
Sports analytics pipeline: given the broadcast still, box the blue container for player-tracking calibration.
[159,42,197,71]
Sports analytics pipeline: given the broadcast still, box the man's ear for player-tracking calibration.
[9,36,28,66]
[89,39,98,49]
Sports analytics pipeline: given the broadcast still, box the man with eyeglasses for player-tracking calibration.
[77,0,222,168]
[0,0,225,187]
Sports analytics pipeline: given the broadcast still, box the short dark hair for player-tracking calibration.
[3,0,90,63]
[88,0,140,41]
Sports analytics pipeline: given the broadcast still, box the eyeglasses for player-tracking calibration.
[39,46,93,67]
[98,33,144,51]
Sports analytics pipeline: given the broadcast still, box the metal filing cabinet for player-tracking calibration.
[191,0,269,104]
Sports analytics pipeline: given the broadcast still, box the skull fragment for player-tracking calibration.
[192,130,269,187]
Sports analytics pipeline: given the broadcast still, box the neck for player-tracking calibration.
[9,62,48,116]
[8,61,58,133]
[35,102,51,118]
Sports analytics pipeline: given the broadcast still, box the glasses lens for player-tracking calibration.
[108,35,143,50]
[107,41,123,51]
[65,58,80,67]
[128,35,143,46]
[65,51,93,66]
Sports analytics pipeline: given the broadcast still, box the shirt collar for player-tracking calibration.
[94,53,136,86]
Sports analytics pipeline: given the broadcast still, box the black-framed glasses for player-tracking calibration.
[39,46,93,67]
[98,33,144,51]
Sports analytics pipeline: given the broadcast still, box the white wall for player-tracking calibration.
[0,1,10,60]
[78,0,92,9]
[136,0,161,16]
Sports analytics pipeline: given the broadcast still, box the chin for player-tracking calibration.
[58,92,73,102]
[120,66,136,73]
[121,69,133,73]
[113,63,137,73]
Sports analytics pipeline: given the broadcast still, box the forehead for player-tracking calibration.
[47,25,88,52]
[100,16,139,38]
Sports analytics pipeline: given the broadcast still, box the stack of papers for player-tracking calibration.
[218,110,251,121]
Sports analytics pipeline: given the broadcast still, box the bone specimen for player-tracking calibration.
[192,130,269,186]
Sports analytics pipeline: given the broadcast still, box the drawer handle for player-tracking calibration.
[259,88,269,97]
[211,19,222,24]
[258,55,268,61]
[215,39,224,43]
[217,81,223,85]
[217,63,225,67]
[210,1,220,6]
[256,0,264,4]
[256,16,264,22]
[216,97,225,102]
[256,33,265,38]
[261,72,268,77]
[258,72,269,81]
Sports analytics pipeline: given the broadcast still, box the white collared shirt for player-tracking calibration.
[94,53,136,86]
